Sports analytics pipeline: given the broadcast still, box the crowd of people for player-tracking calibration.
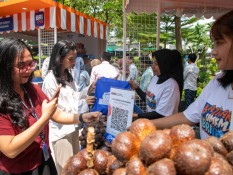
[0,9,232,175]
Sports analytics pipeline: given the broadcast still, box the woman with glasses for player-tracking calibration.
[42,40,96,174]
[130,49,183,119]
[0,38,100,175]
[152,10,233,140]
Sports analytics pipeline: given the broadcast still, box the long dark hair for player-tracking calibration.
[0,38,33,130]
[211,10,233,88]
[48,40,77,86]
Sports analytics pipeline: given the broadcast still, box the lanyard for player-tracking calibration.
[21,87,45,142]
[21,87,50,161]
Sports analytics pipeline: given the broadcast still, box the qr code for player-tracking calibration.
[110,106,128,132]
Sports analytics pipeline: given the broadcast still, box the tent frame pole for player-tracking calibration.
[123,0,127,81]
[54,26,57,44]
[38,28,42,69]
[156,0,161,50]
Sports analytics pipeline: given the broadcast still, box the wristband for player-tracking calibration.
[79,113,85,124]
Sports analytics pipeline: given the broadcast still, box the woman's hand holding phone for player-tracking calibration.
[41,84,62,121]
[50,84,62,100]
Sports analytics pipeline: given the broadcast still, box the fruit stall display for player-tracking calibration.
[62,119,233,175]
[79,119,107,150]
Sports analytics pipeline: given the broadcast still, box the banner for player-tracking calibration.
[91,77,130,115]
[105,88,135,142]
[35,11,44,27]
[0,17,13,32]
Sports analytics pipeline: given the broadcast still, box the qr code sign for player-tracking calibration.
[110,106,128,132]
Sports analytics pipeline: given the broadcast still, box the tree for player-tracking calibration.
[125,13,157,49]
[160,15,175,48]
[64,0,123,33]
[183,22,212,64]
[57,0,211,56]
[125,13,200,51]
[175,16,182,51]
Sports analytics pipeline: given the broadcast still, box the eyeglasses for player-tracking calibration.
[14,60,38,72]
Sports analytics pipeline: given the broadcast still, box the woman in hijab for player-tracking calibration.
[129,49,183,119]
[152,10,233,140]
[74,57,90,92]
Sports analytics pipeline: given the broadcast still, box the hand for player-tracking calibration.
[88,79,99,94]
[82,111,102,123]
[133,113,138,118]
[50,84,62,100]
[129,80,139,90]
[91,82,97,89]
[85,96,96,105]
[41,98,58,121]
[91,78,100,89]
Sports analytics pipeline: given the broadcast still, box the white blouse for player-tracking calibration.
[42,71,89,142]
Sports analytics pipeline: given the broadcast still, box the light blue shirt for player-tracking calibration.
[129,63,138,81]
[139,66,154,92]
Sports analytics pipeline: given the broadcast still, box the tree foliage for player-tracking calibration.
[183,21,212,52]
[56,0,212,52]
[57,0,212,55]
[56,0,123,33]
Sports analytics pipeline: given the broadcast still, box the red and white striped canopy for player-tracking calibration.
[0,2,108,40]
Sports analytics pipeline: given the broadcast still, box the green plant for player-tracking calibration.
[33,55,48,61]
[196,57,217,97]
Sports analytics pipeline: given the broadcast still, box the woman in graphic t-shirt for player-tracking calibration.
[152,10,233,140]
[130,49,183,119]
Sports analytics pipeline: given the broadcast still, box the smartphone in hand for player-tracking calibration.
[50,84,62,100]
